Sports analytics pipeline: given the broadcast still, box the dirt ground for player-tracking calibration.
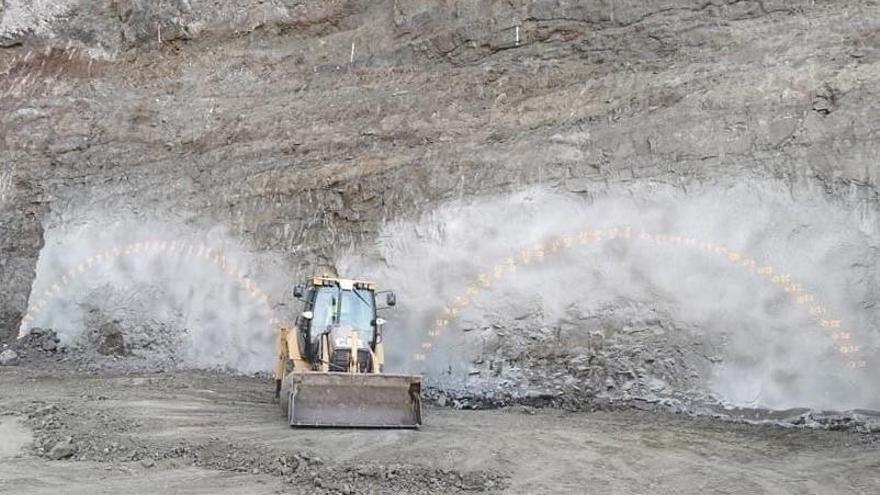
[1,366,877,495]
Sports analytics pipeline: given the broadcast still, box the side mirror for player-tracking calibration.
[386,292,396,307]
[293,285,304,299]
[301,311,313,320]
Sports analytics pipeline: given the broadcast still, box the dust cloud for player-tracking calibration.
[22,181,879,411]
[338,182,880,411]
[21,216,278,373]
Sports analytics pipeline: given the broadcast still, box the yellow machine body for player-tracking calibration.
[274,277,422,428]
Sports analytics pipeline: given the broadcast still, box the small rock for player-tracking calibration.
[34,405,58,416]
[0,349,19,366]
[648,378,667,392]
[565,177,593,193]
[48,439,77,460]
[141,458,156,468]
[813,97,832,115]
[812,84,837,115]
[356,465,379,478]
[97,321,127,355]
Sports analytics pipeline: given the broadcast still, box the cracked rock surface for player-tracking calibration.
[1,1,879,416]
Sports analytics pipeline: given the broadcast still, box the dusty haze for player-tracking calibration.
[19,175,879,412]
[21,216,280,372]
[3,0,880,418]
[340,182,879,411]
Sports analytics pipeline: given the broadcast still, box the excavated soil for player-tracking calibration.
[1,362,879,495]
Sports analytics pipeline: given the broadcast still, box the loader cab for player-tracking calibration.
[295,278,380,363]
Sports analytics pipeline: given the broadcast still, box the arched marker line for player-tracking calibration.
[411,227,867,371]
[18,239,278,337]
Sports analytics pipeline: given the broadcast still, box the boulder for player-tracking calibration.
[0,349,19,366]
[48,439,77,460]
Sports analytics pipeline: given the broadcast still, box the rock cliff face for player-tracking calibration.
[1,1,878,410]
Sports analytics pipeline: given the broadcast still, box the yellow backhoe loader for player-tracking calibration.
[274,276,422,427]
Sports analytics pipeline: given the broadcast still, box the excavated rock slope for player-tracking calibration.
[1,1,879,411]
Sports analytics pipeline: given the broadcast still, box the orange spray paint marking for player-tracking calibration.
[412,226,868,370]
[19,239,277,338]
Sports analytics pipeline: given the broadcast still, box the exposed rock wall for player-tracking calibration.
[1,1,878,410]
[0,168,44,343]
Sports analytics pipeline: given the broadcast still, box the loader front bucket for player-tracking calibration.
[284,372,422,428]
